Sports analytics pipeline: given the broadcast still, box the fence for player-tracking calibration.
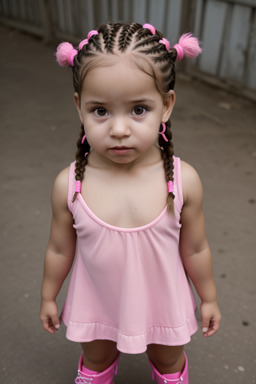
[0,0,256,100]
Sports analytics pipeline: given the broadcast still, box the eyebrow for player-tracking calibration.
[85,101,106,106]
[131,98,155,104]
[85,98,155,105]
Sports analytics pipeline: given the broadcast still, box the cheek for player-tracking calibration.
[84,126,105,148]
[139,127,159,148]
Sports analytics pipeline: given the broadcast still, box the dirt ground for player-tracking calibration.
[0,25,256,383]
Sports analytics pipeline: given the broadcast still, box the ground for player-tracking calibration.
[0,25,255,383]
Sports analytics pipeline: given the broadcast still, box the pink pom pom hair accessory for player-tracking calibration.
[174,33,202,60]
[142,23,201,61]
[56,42,78,67]
[56,30,99,67]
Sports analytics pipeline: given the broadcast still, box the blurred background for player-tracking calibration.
[1,0,256,100]
[0,0,256,383]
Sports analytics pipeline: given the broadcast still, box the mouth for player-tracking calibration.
[109,146,132,154]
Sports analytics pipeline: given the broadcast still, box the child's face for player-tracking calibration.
[74,55,175,167]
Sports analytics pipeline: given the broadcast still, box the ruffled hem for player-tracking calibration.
[61,315,198,354]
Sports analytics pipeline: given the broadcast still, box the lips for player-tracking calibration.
[110,146,132,154]
[112,146,130,150]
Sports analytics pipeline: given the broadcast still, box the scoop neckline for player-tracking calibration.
[77,194,168,232]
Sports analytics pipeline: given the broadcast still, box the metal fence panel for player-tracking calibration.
[198,0,229,75]
[247,8,256,88]
[194,0,256,93]
[220,4,251,84]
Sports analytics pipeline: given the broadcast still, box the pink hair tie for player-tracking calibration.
[174,33,202,61]
[75,180,81,193]
[81,135,86,144]
[168,181,173,193]
[87,30,98,40]
[159,123,168,142]
[174,43,184,61]
[143,23,156,35]
[56,42,78,67]
[67,48,78,66]
[159,38,170,51]
[78,38,88,51]
[79,30,98,50]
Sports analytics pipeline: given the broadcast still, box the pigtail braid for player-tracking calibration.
[72,124,90,202]
[159,122,175,213]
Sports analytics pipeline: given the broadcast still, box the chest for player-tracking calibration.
[81,165,168,228]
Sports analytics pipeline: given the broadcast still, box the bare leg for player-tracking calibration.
[81,340,119,373]
[147,344,185,374]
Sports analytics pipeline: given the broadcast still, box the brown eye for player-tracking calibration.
[133,106,147,116]
[95,107,108,117]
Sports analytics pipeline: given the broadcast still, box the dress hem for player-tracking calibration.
[61,315,198,354]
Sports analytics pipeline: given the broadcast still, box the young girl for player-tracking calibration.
[40,22,221,384]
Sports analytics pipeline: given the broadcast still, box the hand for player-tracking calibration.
[200,300,221,338]
[40,299,61,334]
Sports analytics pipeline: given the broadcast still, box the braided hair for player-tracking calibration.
[56,22,202,211]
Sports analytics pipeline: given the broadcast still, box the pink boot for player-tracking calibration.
[75,353,120,384]
[150,353,188,384]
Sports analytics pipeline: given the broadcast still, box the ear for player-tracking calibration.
[162,90,175,122]
[74,92,83,123]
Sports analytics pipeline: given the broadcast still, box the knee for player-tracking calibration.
[147,344,184,374]
[82,340,119,370]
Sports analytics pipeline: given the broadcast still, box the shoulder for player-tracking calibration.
[51,166,70,210]
[52,166,70,194]
[180,160,203,207]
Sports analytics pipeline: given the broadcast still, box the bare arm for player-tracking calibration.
[40,167,76,334]
[180,161,221,337]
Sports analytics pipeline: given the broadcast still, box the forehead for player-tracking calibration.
[81,54,160,100]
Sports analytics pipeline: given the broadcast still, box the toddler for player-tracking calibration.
[40,22,221,384]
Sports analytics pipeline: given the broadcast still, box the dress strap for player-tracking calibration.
[173,156,183,213]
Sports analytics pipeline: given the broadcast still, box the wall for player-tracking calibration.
[193,0,256,97]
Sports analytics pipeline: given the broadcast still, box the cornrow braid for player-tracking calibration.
[99,23,123,52]
[118,22,141,52]
[118,23,131,52]
[134,33,162,50]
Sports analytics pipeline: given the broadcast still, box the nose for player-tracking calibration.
[109,117,131,138]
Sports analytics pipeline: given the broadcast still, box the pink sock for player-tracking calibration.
[81,362,99,376]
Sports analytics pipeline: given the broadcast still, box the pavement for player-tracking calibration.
[0,25,256,384]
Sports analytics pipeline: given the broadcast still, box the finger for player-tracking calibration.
[42,318,56,334]
[203,318,220,338]
[203,327,217,337]
[201,318,211,335]
[41,315,59,334]
[51,315,61,330]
